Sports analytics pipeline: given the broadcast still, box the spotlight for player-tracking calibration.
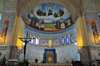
[99,37,100,39]
[23,42,25,45]
[75,42,77,45]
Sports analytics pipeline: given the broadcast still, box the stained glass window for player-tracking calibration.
[36,36,40,45]
[0,13,2,20]
[68,34,71,44]
[99,13,100,20]
[66,36,69,44]
[61,37,64,44]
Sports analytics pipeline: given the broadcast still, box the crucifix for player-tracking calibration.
[19,31,34,61]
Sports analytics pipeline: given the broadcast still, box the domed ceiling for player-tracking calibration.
[26,3,74,32]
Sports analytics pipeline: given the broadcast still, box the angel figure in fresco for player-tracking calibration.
[60,18,65,29]
[36,19,39,29]
[41,20,45,31]
[48,7,53,16]
[27,18,31,25]
[37,9,41,16]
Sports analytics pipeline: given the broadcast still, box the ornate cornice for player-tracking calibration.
[2,10,17,14]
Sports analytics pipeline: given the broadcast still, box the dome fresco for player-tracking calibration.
[26,3,74,32]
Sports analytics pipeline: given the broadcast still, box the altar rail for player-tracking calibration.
[29,63,72,66]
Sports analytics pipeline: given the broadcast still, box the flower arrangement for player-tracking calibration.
[34,57,38,63]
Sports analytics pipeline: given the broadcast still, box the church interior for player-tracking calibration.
[0,0,100,66]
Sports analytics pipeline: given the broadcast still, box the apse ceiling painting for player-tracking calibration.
[27,3,74,32]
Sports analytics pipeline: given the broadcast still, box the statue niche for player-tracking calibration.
[90,19,99,43]
[92,22,98,37]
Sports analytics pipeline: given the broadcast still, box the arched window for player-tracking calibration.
[60,37,66,45]
[36,36,40,45]
[99,13,100,20]
[70,34,73,43]
[66,36,69,44]
[62,37,64,44]
[31,35,35,44]
[0,13,2,20]
[68,34,71,44]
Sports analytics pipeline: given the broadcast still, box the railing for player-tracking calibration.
[29,63,72,66]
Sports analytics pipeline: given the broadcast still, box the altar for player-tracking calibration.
[43,37,57,63]
[43,48,57,63]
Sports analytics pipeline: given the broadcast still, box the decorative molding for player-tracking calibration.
[54,40,59,45]
[2,10,17,13]
[82,11,98,15]
[42,40,46,45]
[25,25,75,34]
[94,45,100,48]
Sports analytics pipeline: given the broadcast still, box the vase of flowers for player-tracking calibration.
[34,57,38,63]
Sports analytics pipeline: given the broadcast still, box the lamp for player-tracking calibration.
[0,36,1,44]
[99,37,100,39]
[23,42,25,45]
[75,42,77,45]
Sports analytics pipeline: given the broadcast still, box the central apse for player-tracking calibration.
[26,3,74,32]
[20,3,80,63]
[23,3,77,47]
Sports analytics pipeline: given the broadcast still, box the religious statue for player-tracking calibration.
[20,38,31,61]
[92,22,98,38]
[36,36,40,45]
[48,37,52,48]
[19,31,32,61]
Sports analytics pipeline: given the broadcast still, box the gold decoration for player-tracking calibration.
[54,40,59,45]
[48,57,52,61]
[42,40,46,45]
[45,24,53,28]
